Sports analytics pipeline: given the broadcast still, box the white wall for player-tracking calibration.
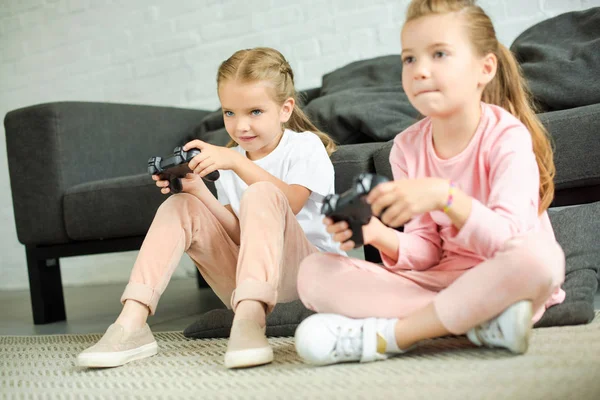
[1,0,598,290]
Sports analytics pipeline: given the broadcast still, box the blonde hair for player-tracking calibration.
[405,0,555,212]
[217,47,337,156]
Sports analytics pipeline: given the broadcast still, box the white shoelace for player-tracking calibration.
[332,325,364,359]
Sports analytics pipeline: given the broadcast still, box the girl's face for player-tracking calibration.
[400,13,495,118]
[218,80,293,160]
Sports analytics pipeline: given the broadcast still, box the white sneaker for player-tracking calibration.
[295,314,390,365]
[467,300,533,354]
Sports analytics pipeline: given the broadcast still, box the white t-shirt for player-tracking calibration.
[215,129,345,255]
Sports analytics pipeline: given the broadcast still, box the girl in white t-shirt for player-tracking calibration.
[78,47,342,369]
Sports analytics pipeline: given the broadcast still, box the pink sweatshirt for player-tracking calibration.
[382,103,559,274]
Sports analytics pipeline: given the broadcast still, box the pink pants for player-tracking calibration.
[297,234,566,334]
[121,182,318,315]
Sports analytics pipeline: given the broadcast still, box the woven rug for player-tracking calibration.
[2,313,599,400]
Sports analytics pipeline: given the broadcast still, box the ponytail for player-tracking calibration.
[286,104,337,156]
[483,44,555,212]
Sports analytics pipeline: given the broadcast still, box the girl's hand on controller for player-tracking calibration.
[323,216,382,252]
[152,173,204,195]
[184,140,242,179]
[323,217,355,251]
[366,178,448,227]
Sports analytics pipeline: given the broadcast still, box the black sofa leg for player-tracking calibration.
[196,269,210,289]
[25,246,67,324]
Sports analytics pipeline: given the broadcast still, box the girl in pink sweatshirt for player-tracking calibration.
[294,0,566,365]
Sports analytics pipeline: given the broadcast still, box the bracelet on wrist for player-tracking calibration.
[443,180,456,214]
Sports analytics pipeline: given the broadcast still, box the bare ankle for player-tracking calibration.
[116,300,150,331]
[235,300,267,327]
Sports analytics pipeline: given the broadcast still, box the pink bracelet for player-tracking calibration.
[443,180,456,214]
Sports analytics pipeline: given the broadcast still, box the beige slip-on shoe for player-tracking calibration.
[224,319,273,369]
[77,323,158,368]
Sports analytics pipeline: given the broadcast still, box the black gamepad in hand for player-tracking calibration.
[148,146,220,194]
[321,173,389,248]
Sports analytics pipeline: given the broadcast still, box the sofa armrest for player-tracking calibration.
[539,103,600,189]
[539,103,600,206]
[4,101,213,245]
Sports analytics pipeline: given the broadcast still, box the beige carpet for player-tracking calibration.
[1,313,599,400]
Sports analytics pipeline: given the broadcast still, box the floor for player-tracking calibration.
[1,273,600,336]
[0,277,225,336]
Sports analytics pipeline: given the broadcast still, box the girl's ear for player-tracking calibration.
[280,97,295,123]
[479,52,497,87]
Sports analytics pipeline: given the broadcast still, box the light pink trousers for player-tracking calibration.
[121,182,318,315]
[297,234,566,334]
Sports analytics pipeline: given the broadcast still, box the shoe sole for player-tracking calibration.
[77,341,158,368]
[510,301,533,354]
[224,346,273,369]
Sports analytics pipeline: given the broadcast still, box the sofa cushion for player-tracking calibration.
[64,174,165,240]
[510,7,600,112]
[303,55,420,144]
[535,201,600,327]
[64,174,217,241]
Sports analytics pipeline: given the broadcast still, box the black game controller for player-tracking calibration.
[148,146,220,194]
[321,173,389,248]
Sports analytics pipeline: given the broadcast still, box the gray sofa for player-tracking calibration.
[3,94,384,325]
[5,8,600,326]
